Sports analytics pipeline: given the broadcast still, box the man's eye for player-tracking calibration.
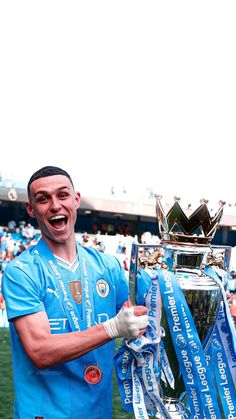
[37,196,48,203]
[59,193,68,199]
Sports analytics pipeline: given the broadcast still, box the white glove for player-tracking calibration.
[103,306,149,339]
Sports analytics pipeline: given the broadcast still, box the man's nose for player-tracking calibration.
[50,197,61,211]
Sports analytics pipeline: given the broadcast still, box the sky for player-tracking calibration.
[0,1,236,209]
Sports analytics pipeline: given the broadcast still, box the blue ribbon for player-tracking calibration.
[157,268,222,419]
[204,266,236,356]
[207,326,236,418]
[114,272,172,418]
[35,238,98,369]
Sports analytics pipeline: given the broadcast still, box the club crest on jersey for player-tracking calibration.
[69,280,82,303]
[96,279,109,297]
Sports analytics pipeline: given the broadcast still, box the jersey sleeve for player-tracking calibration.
[2,261,45,321]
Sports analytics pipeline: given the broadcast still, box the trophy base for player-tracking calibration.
[155,398,190,418]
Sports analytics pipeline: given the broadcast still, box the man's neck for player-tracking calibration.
[43,236,77,263]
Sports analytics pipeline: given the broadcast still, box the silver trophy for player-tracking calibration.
[129,197,232,418]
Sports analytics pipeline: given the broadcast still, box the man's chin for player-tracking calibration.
[43,232,70,244]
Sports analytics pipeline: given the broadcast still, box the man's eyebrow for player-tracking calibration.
[33,186,71,197]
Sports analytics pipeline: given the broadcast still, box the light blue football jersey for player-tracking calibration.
[2,238,129,419]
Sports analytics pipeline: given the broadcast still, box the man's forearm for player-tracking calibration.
[14,312,111,369]
[32,324,111,369]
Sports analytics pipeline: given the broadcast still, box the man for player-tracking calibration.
[2,166,148,419]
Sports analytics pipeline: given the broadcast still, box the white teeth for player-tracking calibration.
[49,215,66,221]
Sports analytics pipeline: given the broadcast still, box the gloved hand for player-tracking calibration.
[103,305,148,339]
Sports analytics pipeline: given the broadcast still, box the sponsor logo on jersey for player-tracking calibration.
[49,314,109,331]
[69,280,82,303]
[96,279,109,297]
[49,318,68,331]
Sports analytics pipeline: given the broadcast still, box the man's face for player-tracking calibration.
[26,175,80,244]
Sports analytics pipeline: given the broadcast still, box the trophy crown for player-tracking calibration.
[155,196,225,245]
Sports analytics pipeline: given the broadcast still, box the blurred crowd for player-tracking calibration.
[0,220,40,270]
[0,220,41,327]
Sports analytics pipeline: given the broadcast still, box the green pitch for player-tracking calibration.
[0,329,134,419]
[0,328,14,419]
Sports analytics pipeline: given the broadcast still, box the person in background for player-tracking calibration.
[2,166,148,419]
[227,270,236,327]
[227,270,236,293]
[116,240,123,254]
[7,219,16,233]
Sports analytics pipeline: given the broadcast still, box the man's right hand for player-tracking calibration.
[103,302,148,339]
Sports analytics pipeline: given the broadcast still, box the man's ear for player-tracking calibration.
[75,192,81,210]
[25,201,36,218]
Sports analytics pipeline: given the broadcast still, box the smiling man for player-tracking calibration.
[2,166,148,419]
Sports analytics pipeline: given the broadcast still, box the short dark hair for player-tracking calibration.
[27,166,74,197]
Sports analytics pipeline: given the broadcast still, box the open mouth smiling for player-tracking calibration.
[48,215,68,229]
